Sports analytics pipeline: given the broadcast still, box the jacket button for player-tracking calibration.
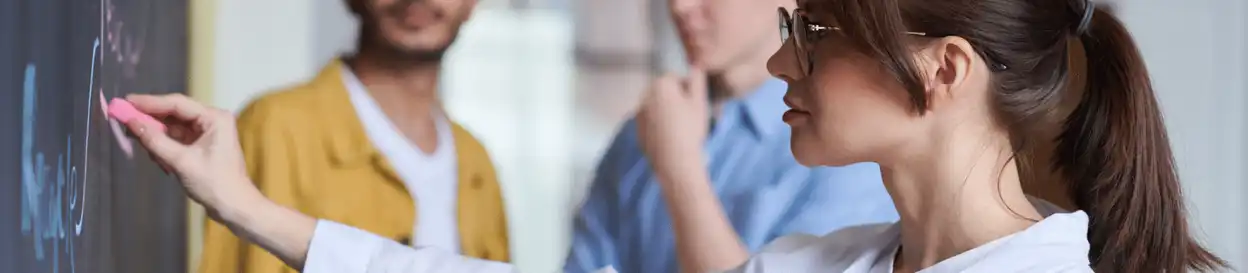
[397,235,411,245]
[471,175,483,189]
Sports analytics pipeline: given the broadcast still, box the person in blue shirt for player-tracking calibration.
[563,0,898,272]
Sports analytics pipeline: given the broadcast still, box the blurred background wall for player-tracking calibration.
[1116,1,1247,269]
[186,0,1246,272]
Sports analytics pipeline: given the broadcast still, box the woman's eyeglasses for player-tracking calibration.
[777,7,1007,76]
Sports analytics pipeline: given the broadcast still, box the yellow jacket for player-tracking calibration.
[198,61,510,273]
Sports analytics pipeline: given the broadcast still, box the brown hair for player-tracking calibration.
[814,0,1227,271]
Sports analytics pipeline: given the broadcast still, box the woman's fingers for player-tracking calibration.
[147,151,173,175]
[124,115,186,166]
[125,93,208,123]
[166,121,197,144]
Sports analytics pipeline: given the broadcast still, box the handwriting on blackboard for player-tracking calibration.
[104,0,146,77]
[20,37,99,273]
[78,38,100,235]
[20,63,80,273]
[10,0,183,271]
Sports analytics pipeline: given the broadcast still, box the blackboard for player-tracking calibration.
[1,0,189,272]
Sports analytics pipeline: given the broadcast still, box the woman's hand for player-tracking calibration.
[122,94,259,218]
[123,93,317,270]
[636,68,711,183]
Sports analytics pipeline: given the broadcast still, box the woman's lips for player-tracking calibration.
[782,109,810,124]
[783,96,808,112]
[782,97,811,124]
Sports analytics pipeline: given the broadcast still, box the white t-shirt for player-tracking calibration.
[343,68,462,254]
[727,198,1093,273]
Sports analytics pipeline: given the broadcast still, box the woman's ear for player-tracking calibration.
[920,36,979,112]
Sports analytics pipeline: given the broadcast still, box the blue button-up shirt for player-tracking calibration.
[564,79,898,273]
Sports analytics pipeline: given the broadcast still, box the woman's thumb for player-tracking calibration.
[125,119,184,163]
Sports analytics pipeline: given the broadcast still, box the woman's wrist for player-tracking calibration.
[654,152,709,185]
[209,178,270,228]
[211,181,316,269]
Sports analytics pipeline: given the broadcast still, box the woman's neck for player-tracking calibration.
[881,131,1043,272]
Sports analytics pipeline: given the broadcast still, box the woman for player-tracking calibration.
[637,0,1227,272]
[126,0,1223,272]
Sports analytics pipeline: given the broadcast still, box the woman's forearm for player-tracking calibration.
[657,168,751,273]
[213,183,318,270]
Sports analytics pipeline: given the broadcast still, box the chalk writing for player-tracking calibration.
[101,0,143,156]
[20,37,99,273]
[76,38,100,235]
[12,0,179,271]
[20,63,79,273]
[104,0,147,77]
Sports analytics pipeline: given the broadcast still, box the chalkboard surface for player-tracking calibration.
[1,0,189,272]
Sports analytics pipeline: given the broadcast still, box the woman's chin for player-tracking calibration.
[793,155,818,167]
[790,142,821,167]
[790,142,862,167]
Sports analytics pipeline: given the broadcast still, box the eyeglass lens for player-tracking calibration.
[778,9,792,43]
[792,11,811,75]
[778,8,816,75]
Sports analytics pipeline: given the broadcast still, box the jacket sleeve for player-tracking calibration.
[197,98,303,273]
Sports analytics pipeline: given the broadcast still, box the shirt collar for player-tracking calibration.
[734,78,789,139]
[301,60,378,167]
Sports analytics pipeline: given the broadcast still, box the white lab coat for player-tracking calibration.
[302,221,515,273]
[723,200,1094,273]
[303,199,1090,273]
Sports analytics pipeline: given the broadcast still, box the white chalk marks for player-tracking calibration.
[18,37,100,273]
[77,37,100,236]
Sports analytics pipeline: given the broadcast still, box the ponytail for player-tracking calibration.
[1057,6,1227,272]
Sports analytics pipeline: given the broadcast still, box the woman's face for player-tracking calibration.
[768,10,925,167]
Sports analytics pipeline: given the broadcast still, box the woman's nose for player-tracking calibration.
[768,38,800,81]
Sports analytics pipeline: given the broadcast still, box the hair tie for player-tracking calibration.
[1075,1,1096,35]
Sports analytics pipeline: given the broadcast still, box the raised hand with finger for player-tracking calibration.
[637,67,712,183]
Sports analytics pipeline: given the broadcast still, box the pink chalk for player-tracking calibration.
[107,98,167,133]
[102,93,135,157]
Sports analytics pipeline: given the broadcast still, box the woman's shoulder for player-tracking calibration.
[725,222,899,273]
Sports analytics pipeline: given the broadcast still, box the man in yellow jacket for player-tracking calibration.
[198,0,509,272]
